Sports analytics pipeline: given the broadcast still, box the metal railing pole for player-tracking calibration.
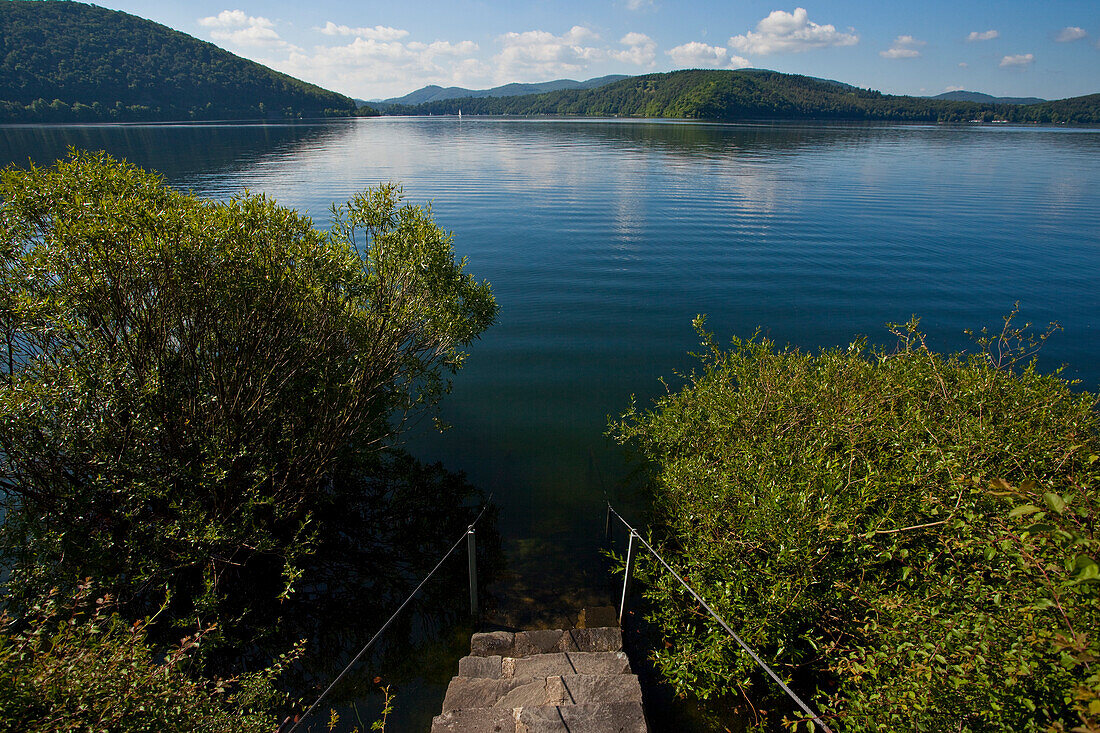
[619,529,637,626]
[467,526,478,619]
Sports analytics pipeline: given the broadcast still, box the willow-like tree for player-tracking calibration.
[0,150,496,635]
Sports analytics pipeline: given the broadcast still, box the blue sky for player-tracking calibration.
[96,0,1098,100]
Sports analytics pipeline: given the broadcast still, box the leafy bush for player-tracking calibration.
[0,150,496,650]
[0,582,294,733]
[612,315,1099,731]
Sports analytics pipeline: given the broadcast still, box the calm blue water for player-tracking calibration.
[3,118,1099,622]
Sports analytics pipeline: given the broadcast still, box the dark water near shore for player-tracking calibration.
[3,118,1099,727]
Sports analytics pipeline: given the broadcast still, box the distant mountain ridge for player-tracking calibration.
[383,69,1099,125]
[931,90,1046,105]
[0,0,358,122]
[369,75,629,108]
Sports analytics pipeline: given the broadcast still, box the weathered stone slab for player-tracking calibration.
[543,676,568,705]
[494,679,554,709]
[460,655,503,678]
[516,702,648,732]
[576,606,618,629]
[513,629,565,657]
[441,627,646,732]
[472,631,516,657]
[559,627,622,653]
[442,677,525,712]
[558,674,643,705]
[431,707,515,733]
[511,651,631,679]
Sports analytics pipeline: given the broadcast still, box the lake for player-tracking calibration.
[3,117,1099,723]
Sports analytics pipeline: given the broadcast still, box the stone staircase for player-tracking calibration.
[431,623,648,732]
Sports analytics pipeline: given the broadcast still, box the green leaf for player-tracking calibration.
[1073,562,1099,584]
[1008,504,1041,519]
[1042,492,1066,514]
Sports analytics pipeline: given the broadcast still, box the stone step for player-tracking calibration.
[517,702,648,733]
[436,620,647,732]
[431,706,513,733]
[442,673,643,712]
[459,651,632,679]
[471,628,622,657]
[431,702,647,733]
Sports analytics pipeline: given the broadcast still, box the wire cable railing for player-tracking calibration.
[286,498,492,733]
[606,503,834,733]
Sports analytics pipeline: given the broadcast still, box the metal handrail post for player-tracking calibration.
[619,529,637,626]
[467,525,478,619]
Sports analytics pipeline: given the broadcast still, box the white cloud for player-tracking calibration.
[315,22,409,41]
[880,34,925,59]
[198,10,294,50]
[611,32,657,66]
[253,21,664,98]
[1000,53,1035,68]
[944,85,965,92]
[624,0,655,9]
[1055,26,1087,43]
[967,29,999,42]
[958,62,968,67]
[728,8,858,55]
[668,41,750,69]
[406,40,480,55]
[276,35,485,98]
[198,9,252,28]
[493,26,605,81]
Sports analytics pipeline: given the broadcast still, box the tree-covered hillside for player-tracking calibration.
[0,0,357,122]
[373,74,629,107]
[387,69,1100,124]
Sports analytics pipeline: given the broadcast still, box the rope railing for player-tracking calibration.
[286,498,492,733]
[606,503,834,733]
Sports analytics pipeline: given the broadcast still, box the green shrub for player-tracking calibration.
[0,150,495,649]
[612,315,1099,731]
[0,582,294,732]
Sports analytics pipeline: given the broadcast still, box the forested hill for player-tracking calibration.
[372,75,629,108]
[386,69,1100,124]
[0,1,357,122]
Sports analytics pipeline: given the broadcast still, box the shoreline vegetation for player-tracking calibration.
[611,315,1100,731]
[0,151,497,731]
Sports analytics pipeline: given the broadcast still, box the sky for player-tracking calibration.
[93,0,1099,101]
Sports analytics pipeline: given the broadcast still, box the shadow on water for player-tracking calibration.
[199,449,504,733]
[0,120,354,182]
